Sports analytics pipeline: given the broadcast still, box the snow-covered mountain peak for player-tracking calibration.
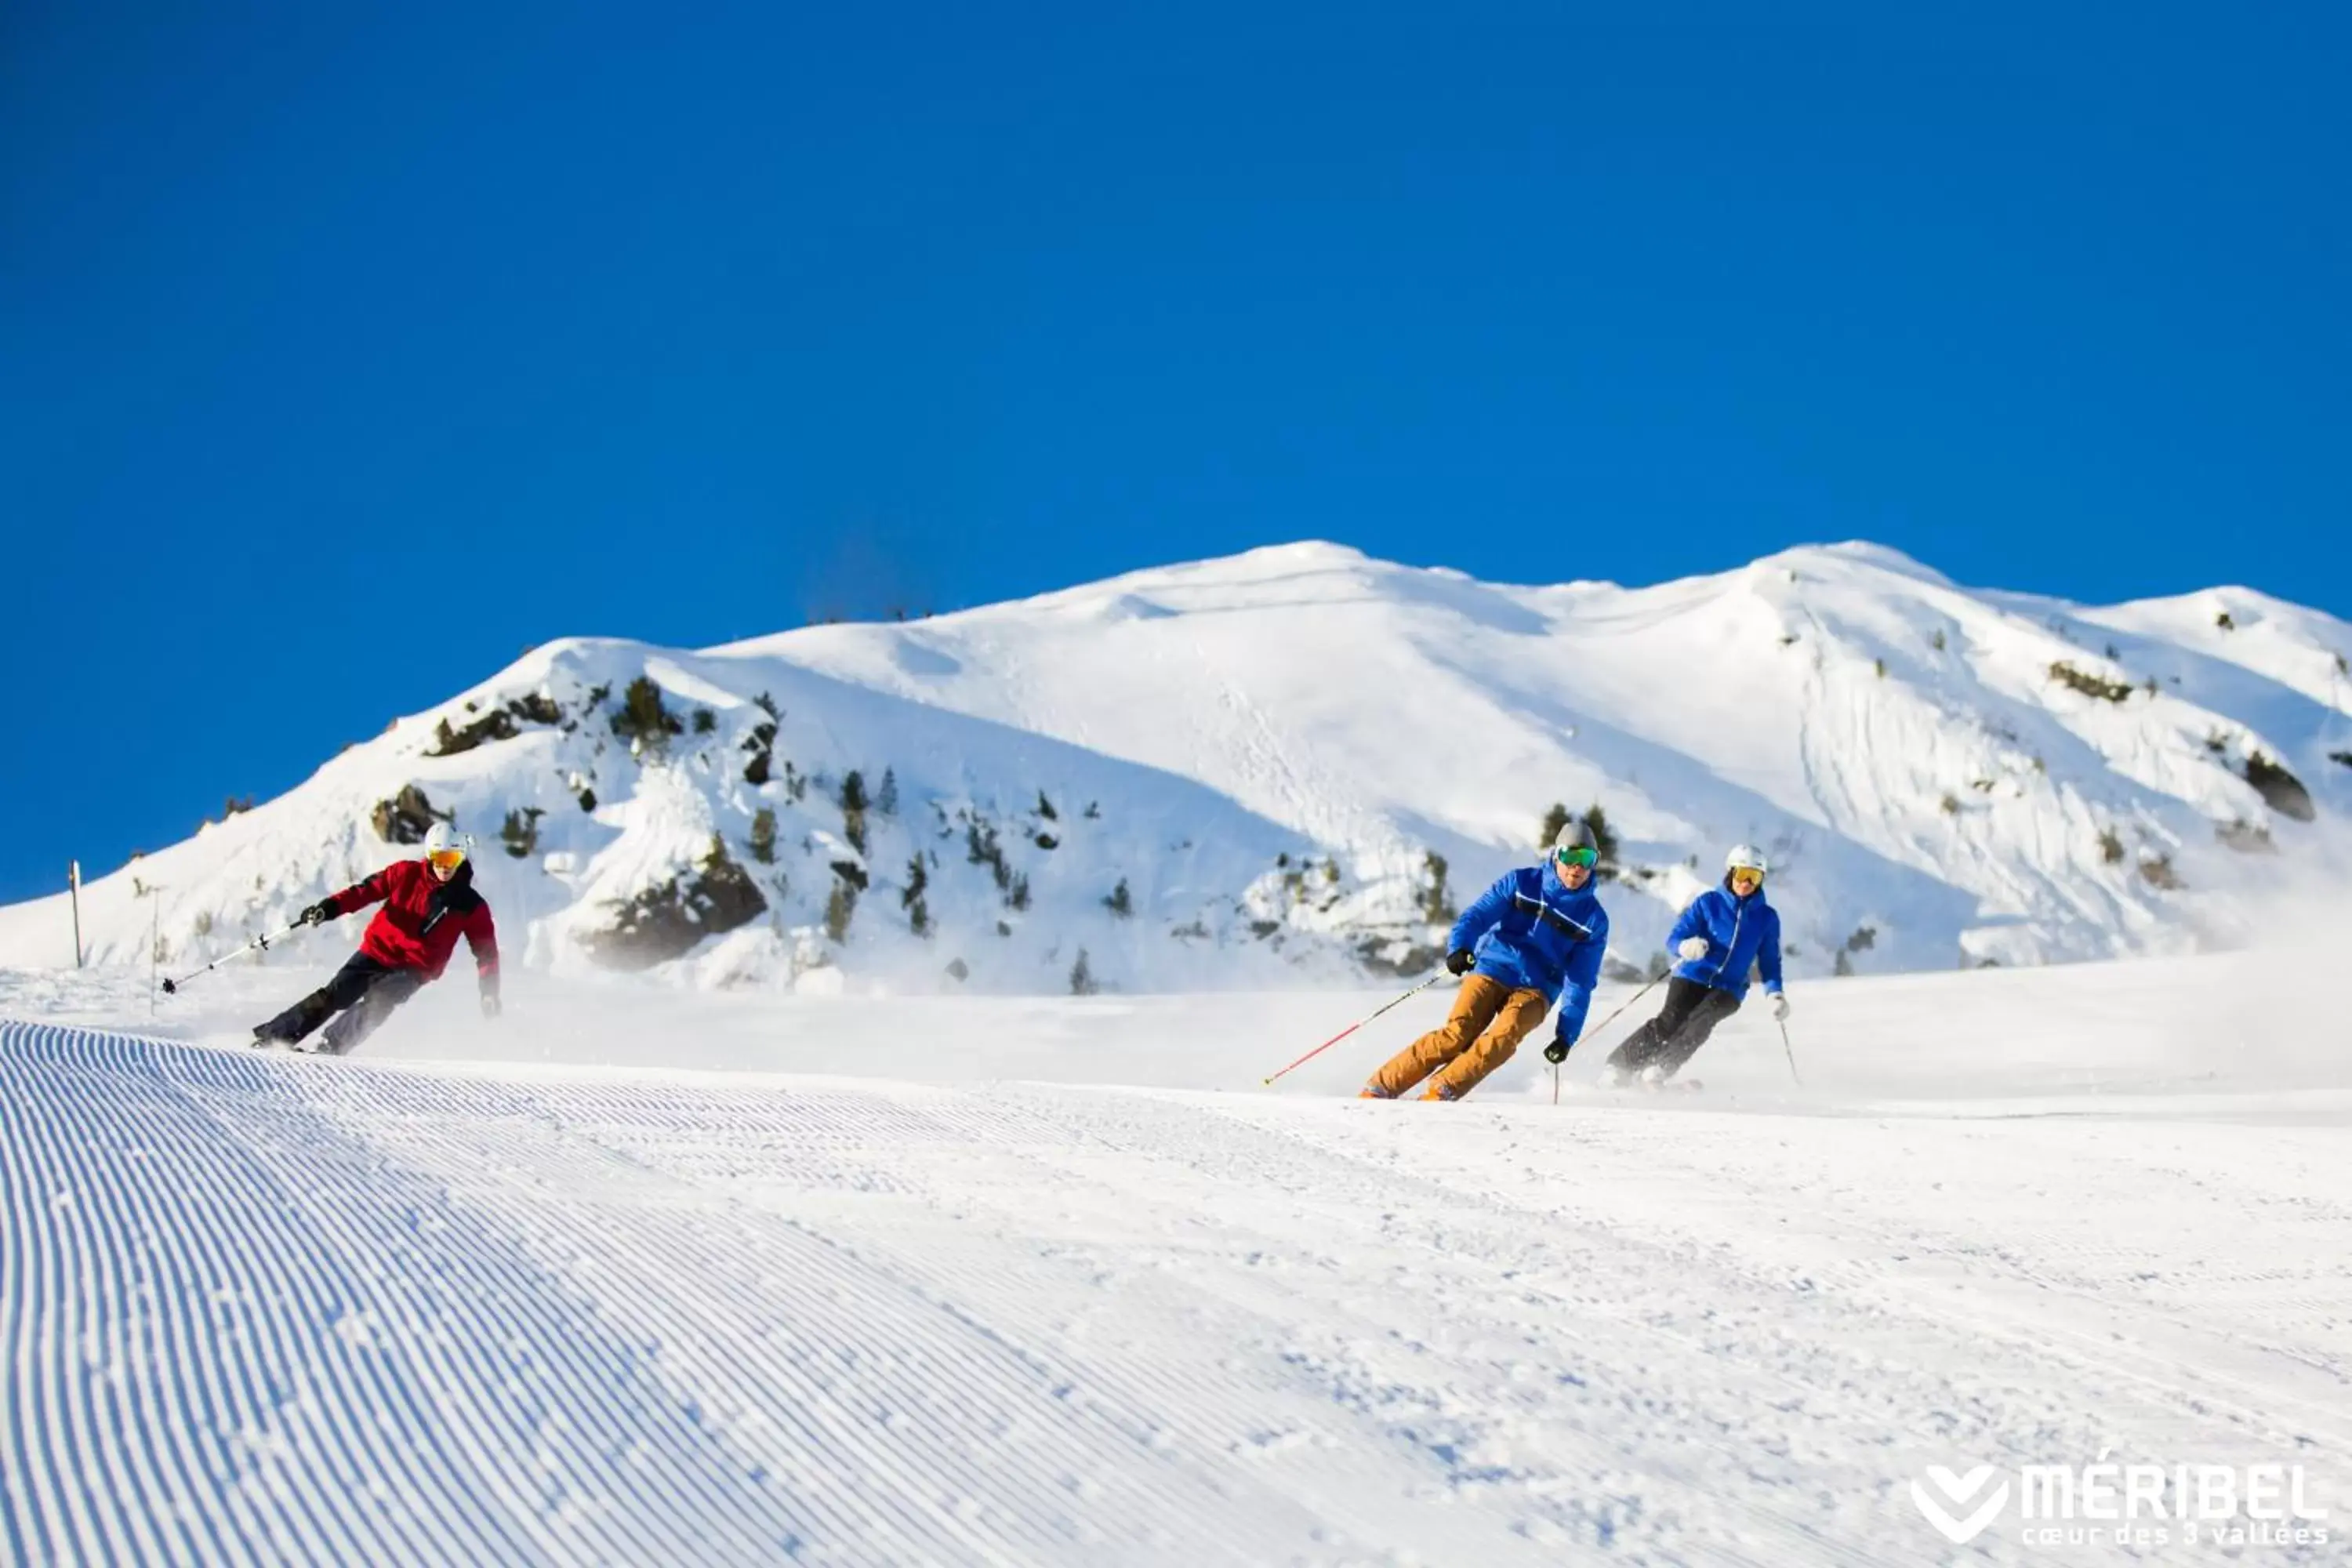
[1759,539,1954,582]
[934,539,1475,628]
[7,543,2347,993]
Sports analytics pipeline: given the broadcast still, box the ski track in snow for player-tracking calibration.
[3,1018,2347,1565]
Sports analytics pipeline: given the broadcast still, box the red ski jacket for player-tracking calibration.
[323,858,500,989]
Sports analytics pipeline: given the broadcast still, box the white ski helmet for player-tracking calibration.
[1724,844,1769,877]
[423,822,472,869]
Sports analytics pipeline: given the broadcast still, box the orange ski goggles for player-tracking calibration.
[427,846,467,872]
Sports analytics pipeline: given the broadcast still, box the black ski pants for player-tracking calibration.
[1608,976,1742,1078]
[256,952,427,1056]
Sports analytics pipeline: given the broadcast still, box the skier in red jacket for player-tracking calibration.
[252,823,501,1054]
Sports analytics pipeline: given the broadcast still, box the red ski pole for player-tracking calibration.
[1261,971,1446,1087]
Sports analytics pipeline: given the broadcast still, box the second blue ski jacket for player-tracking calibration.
[1667,881,1784,1000]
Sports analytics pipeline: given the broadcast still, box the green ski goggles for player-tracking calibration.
[1554,846,1598,869]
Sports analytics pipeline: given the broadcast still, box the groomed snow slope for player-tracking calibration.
[3,954,2346,1565]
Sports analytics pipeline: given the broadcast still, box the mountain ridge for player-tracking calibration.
[7,540,2347,994]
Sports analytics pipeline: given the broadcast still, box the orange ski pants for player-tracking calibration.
[1362,973,1550,1101]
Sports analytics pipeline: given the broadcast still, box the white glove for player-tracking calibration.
[1676,936,1710,961]
[1769,992,1790,1022]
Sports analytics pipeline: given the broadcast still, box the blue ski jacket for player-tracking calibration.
[1667,881,1784,1000]
[1449,862,1610,1047]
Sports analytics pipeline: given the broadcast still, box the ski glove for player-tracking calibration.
[298,900,336,927]
[1445,949,1475,977]
[1675,935,1710,961]
[480,991,502,1020]
[1542,1037,1570,1065]
[1769,992,1790,1022]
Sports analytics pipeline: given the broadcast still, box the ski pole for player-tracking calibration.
[1577,973,1666,1054]
[1262,971,1446,1086]
[1551,971,1664,1105]
[1777,1019,1802,1087]
[160,922,306,995]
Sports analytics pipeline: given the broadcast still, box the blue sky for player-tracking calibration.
[4,3,2346,905]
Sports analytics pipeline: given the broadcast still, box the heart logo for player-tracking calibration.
[1911,1465,2011,1544]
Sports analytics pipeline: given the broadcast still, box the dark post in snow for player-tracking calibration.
[145,884,163,1014]
[70,860,85,970]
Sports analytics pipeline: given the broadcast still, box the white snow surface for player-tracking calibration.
[8,541,2352,994]
[2,946,2346,1564]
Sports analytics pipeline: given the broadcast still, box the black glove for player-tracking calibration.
[1445,949,1475,977]
[298,900,336,927]
[480,990,502,1020]
[1543,1038,1570,1065]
